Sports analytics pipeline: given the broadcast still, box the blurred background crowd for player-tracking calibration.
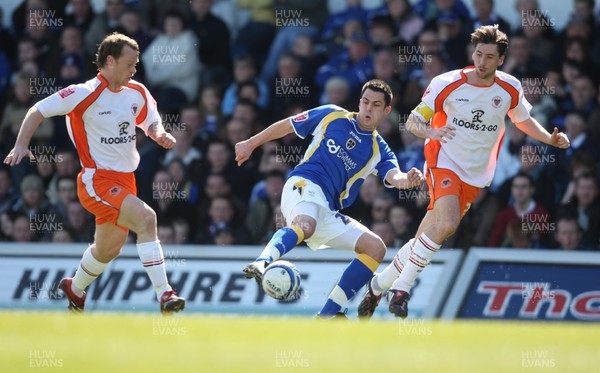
[0,0,599,252]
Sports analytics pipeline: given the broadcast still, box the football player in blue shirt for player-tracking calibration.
[235,79,423,318]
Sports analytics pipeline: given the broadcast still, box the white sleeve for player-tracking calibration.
[411,76,443,122]
[137,84,161,134]
[35,84,87,117]
[420,79,439,112]
[507,89,532,123]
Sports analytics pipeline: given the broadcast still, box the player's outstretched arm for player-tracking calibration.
[385,168,424,190]
[515,118,570,149]
[405,113,456,143]
[235,118,294,166]
[3,106,46,166]
[148,122,176,149]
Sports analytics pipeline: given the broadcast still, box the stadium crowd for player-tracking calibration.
[0,0,599,251]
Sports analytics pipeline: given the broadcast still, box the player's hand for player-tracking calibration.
[3,145,35,166]
[396,168,424,189]
[549,127,570,149]
[405,167,424,189]
[429,125,456,143]
[235,140,254,166]
[155,132,176,149]
[407,167,424,186]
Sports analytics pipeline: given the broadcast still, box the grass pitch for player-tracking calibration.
[0,312,597,373]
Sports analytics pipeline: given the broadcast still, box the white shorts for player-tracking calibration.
[280,176,369,251]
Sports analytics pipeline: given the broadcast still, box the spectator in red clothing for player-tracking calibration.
[488,172,551,247]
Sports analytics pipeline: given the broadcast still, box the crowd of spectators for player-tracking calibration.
[0,0,599,252]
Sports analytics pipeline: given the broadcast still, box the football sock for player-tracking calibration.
[391,233,440,293]
[319,253,380,316]
[256,226,304,262]
[137,240,171,300]
[371,239,413,295]
[71,246,108,297]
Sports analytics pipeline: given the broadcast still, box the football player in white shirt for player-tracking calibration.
[358,25,570,319]
[4,33,185,313]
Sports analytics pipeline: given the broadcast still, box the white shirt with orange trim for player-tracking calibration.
[35,74,160,172]
[412,67,532,188]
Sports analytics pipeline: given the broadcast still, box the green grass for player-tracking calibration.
[0,312,597,373]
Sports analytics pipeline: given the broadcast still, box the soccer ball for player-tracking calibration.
[261,260,301,301]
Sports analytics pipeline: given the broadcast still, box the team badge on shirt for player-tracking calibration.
[422,87,431,99]
[346,138,356,150]
[109,186,122,196]
[131,103,138,116]
[292,111,309,122]
[492,96,502,108]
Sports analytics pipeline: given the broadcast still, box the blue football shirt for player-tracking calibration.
[288,105,399,211]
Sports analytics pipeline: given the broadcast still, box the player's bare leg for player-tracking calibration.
[117,195,185,313]
[93,223,129,261]
[387,195,461,317]
[60,222,128,312]
[355,231,386,262]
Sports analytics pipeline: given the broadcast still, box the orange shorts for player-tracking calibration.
[77,169,137,230]
[426,168,480,218]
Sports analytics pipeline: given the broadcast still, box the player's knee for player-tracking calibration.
[94,243,122,262]
[369,237,386,262]
[357,234,386,262]
[300,223,315,239]
[438,217,460,238]
[138,207,157,233]
[292,217,316,239]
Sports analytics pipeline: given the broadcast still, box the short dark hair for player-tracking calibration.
[162,9,186,27]
[180,104,201,114]
[18,36,37,47]
[235,97,257,111]
[57,175,76,187]
[279,52,300,65]
[0,163,12,176]
[556,214,581,231]
[95,32,139,69]
[575,0,594,8]
[234,54,256,69]
[207,172,228,181]
[201,84,222,96]
[512,172,535,188]
[237,80,260,97]
[369,15,396,34]
[265,170,286,180]
[470,24,509,57]
[575,172,599,188]
[361,79,393,107]
[207,138,229,150]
